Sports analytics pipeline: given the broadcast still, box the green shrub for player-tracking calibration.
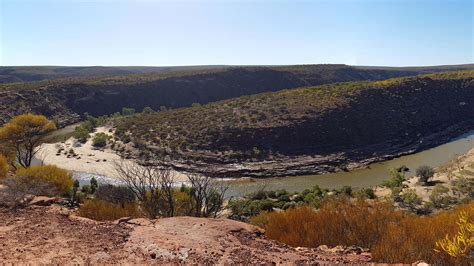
[340,185,353,196]
[354,188,376,199]
[73,119,96,143]
[452,177,474,198]
[92,133,110,148]
[416,165,435,185]
[228,198,274,220]
[382,168,405,189]
[429,184,454,208]
[84,113,98,128]
[142,106,154,114]
[81,185,93,194]
[73,125,90,143]
[90,177,98,194]
[122,107,135,116]
[400,188,422,209]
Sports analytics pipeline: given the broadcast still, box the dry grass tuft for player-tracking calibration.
[251,198,474,264]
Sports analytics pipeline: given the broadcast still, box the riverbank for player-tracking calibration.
[38,127,189,183]
[36,125,474,197]
[163,124,474,178]
[374,147,474,201]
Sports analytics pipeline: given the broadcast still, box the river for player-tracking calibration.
[226,130,474,196]
[39,126,474,197]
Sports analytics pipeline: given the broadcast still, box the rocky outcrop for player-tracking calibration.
[0,205,372,264]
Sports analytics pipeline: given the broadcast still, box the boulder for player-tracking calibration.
[28,196,59,206]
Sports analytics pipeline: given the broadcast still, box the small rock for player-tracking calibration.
[28,196,58,206]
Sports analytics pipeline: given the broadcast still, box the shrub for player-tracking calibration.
[90,177,98,194]
[84,113,98,128]
[1,175,56,208]
[429,184,454,208]
[251,198,474,264]
[453,177,474,199]
[400,188,422,210]
[78,199,141,221]
[416,165,435,185]
[142,106,154,114]
[0,154,9,179]
[15,165,73,196]
[122,107,136,116]
[340,185,352,196]
[95,184,135,206]
[354,188,376,199]
[382,168,405,189]
[435,210,474,260]
[81,185,93,194]
[173,190,195,216]
[73,124,91,143]
[228,198,274,220]
[92,133,109,148]
[373,203,473,264]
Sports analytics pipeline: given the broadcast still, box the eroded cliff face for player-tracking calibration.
[0,66,426,126]
[213,78,474,155]
[113,73,474,177]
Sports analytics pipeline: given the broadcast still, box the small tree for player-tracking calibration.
[0,114,56,168]
[114,160,176,218]
[142,106,154,114]
[416,165,435,185]
[186,173,228,218]
[90,177,98,194]
[114,160,228,218]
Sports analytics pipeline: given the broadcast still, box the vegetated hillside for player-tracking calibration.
[0,65,227,83]
[0,64,451,126]
[114,70,474,177]
[2,64,473,84]
[354,63,474,73]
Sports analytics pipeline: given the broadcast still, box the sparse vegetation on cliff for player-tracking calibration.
[112,70,474,177]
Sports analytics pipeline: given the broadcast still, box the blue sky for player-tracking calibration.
[0,0,472,67]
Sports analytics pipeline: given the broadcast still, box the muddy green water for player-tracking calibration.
[42,123,80,143]
[41,126,474,197]
[226,130,474,196]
